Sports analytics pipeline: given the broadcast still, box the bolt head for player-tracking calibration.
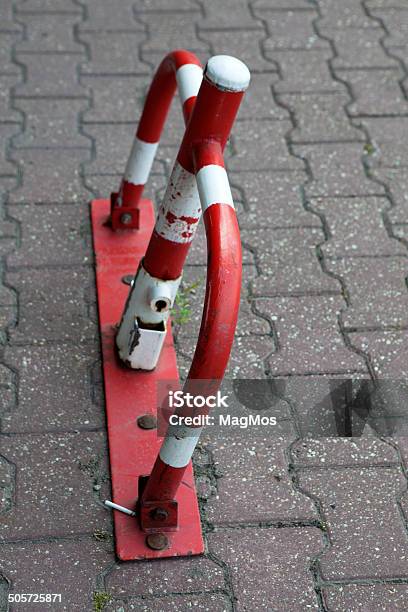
[120,212,133,225]
[137,414,157,430]
[150,507,169,522]
[146,533,169,551]
[121,274,134,286]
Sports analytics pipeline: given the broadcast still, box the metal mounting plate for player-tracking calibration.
[90,199,204,560]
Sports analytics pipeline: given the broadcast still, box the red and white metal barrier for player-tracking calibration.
[91,50,250,559]
[110,50,203,230]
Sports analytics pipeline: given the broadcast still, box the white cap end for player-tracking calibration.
[205,55,250,92]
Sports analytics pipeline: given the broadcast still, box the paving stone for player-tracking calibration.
[294,143,384,197]
[13,99,89,148]
[16,0,82,13]
[344,68,408,116]
[200,29,275,73]
[280,92,363,143]
[229,120,303,172]
[325,256,408,329]
[328,28,397,69]
[80,32,150,75]
[0,362,16,414]
[0,537,113,611]
[0,432,110,538]
[262,11,328,51]
[204,437,317,524]
[291,437,399,467]
[312,196,404,257]
[81,75,148,123]
[15,53,88,98]
[106,594,231,612]
[185,222,254,267]
[318,0,379,29]
[253,0,315,8]
[175,265,269,338]
[360,117,408,168]
[350,330,408,377]
[371,8,408,47]
[323,584,408,612]
[237,73,287,121]
[7,150,90,204]
[201,0,256,29]
[299,466,408,580]
[79,0,144,32]
[273,49,343,94]
[372,167,408,225]
[7,204,91,267]
[6,267,96,344]
[242,226,339,296]
[135,0,199,10]
[105,557,225,598]
[256,296,367,376]
[0,0,21,32]
[16,13,83,52]
[0,33,22,75]
[0,75,23,123]
[231,170,315,228]
[2,342,104,432]
[208,528,322,611]
[141,13,208,54]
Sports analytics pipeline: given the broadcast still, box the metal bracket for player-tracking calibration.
[90,197,204,561]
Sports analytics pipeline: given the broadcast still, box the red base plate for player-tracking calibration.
[90,199,204,560]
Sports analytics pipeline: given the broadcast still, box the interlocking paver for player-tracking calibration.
[229,120,303,172]
[298,467,408,580]
[0,537,113,611]
[272,49,342,93]
[6,267,96,344]
[79,0,144,32]
[294,143,384,197]
[15,14,82,53]
[2,343,104,432]
[329,28,397,69]
[0,75,22,124]
[208,528,322,611]
[262,11,327,51]
[345,68,408,116]
[200,29,275,73]
[318,0,378,29]
[291,437,399,467]
[140,14,209,54]
[360,117,408,168]
[237,73,287,121]
[279,91,363,143]
[242,226,339,296]
[325,256,408,329]
[81,75,148,123]
[7,150,90,204]
[350,330,408,377]
[7,204,91,266]
[370,7,408,47]
[204,437,318,524]
[80,32,150,75]
[323,584,408,612]
[312,196,404,257]
[255,296,367,376]
[15,54,89,98]
[13,99,89,148]
[0,431,110,539]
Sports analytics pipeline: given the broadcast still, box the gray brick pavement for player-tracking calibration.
[1,0,408,610]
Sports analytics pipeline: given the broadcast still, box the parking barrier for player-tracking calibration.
[90,50,250,560]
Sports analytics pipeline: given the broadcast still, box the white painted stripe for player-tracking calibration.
[155,161,202,243]
[196,164,234,212]
[176,63,203,105]
[124,137,159,185]
[206,55,250,92]
[159,425,202,468]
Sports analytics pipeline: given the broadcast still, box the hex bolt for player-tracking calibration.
[120,212,133,225]
[137,414,157,430]
[150,507,169,522]
[146,533,169,551]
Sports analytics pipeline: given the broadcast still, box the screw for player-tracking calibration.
[121,274,134,286]
[120,212,133,225]
[137,414,157,430]
[150,507,169,522]
[146,533,169,551]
